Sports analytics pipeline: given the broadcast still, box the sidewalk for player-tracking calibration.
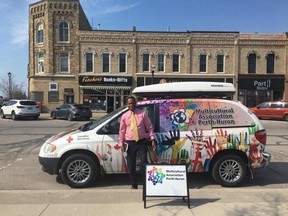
[1,188,288,216]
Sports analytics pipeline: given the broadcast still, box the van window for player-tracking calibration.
[159,99,255,132]
[258,103,270,108]
[159,99,212,132]
[138,104,157,131]
[284,103,288,108]
[208,101,255,128]
[271,103,283,108]
[99,104,156,134]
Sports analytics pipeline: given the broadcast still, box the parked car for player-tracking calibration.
[0,99,40,120]
[50,103,92,121]
[39,97,271,188]
[250,101,288,121]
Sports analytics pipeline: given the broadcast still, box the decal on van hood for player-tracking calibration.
[47,128,78,143]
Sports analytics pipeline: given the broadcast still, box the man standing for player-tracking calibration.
[119,96,156,189]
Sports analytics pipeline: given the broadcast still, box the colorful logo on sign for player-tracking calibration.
[147,166,166,185]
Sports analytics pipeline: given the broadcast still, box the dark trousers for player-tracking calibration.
[126,139,148,186]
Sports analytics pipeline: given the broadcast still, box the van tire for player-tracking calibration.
[212,154,247,187]
[61,154,98,188]
[284,114,288,121]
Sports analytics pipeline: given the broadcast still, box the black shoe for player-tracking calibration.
[131,185,138,189]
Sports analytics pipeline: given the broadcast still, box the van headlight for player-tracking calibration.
[43,143,57,153]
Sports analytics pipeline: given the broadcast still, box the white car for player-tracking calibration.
[0,99,40,120]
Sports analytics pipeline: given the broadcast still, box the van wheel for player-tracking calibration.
[284,114,288,121]
[61,154,98,188]
[212,154,247,187]
[11,111,18,120]
[0,110,5,119]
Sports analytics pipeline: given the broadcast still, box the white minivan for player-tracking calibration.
[39,82,271,188]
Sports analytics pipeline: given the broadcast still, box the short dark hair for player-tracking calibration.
[126,95,136,103]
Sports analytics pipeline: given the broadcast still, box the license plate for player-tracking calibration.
[28,107,32,110]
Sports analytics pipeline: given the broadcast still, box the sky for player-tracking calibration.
[1,0,288,96]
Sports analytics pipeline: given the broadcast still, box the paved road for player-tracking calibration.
[0,115,288,215]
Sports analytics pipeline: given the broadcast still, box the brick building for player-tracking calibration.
[28,0,287,113]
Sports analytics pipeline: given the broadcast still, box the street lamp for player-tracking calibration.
[151,64,155,84]
[8,72,11,99]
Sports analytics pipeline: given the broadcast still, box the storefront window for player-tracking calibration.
[83,88,131,112]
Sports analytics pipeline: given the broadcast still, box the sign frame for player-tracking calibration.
[143,164,190,209]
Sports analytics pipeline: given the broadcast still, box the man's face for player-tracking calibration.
[127,98,136,111]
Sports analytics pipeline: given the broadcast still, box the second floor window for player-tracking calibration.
[119,53,126,73]
[86,53,93,72]
[217,55,224,72]
[38,52,44,73]
[142,54,149,71]
[158,54,164,72]
[59,21,69,42]
[37,22,44,44]
[200,54,207,72]
[172,54,179,72]
[248,53,256,73]
[103,53,110,73]
[267,54,275,74]
[60,52,69,72]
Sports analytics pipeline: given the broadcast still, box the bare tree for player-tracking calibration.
[0,73,27,100]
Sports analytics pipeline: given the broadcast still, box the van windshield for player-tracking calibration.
[78,106,127,131]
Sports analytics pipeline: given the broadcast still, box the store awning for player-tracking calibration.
[80,86,131,90]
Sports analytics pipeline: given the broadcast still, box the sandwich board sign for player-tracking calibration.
[143,164,190,208]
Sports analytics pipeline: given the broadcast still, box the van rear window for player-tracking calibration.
[159,99,255,132]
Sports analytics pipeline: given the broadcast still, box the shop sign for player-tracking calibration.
[254,79,271,90]
[238,77,284,91]
[79,75,132,86]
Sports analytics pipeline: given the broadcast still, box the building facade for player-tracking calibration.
[28,0,287,113]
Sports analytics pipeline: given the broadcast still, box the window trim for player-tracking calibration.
[49,82,58,91]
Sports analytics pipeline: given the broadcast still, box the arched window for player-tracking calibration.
[38,52,44,73]
[119,53,126,73]
[157,53,165,72]
[172,53,180,72]
[86,52,94,72]
[248,53,257,74]
[266,53,275,74]
[59,21,69,42]
[37,22,44,43]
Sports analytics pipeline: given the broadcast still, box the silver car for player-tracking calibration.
[0,99,40,120]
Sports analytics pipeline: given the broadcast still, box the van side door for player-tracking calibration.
[97,103,157,173]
